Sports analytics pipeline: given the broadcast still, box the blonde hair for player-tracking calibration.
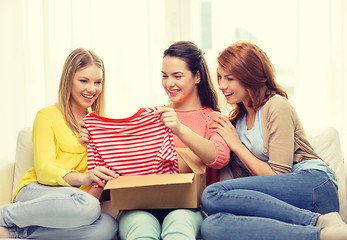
[58,48,106,134]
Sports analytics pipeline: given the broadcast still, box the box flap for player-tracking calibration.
[105,173,195,190]
[177,148,206,174]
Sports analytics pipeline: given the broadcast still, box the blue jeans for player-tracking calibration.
[201,169,339,240]
[0,182,118,239]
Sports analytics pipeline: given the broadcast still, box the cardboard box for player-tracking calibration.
[104,148,206,210]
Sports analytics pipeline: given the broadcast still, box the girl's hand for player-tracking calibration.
[211,116,243,152]
[64,167,118,188]
[155,106,182,135]
[78,121,90,148]
[155,106,218,165]
[87,166,119,187]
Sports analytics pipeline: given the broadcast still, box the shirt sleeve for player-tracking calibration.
[32,110,76,186]
[264,97,295,174]
[204,111,230,169]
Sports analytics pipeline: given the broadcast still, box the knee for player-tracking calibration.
[162,209,203,240]
[314,178,340,214]
[200,214,222,240]
[119,210,159,227]
[70,192,101,224]
[201,183,225,214]
[202,182,226,199]
[118,210,160,240]
[201,184,213,205]
[164,209,201,225]
[86,213,118,240]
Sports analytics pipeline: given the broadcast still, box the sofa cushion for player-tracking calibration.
[0,160,14,205]
[13,127,34,197]
[306,127,347,222]
[12,127,347,222]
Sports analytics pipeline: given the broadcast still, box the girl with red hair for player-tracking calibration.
[201,41,347,240]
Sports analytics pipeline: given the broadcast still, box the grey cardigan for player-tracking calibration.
[261,95,321,174]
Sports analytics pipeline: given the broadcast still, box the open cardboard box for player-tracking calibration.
[104,148,206,210]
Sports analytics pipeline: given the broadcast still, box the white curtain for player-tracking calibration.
[1,0,346,168]
[1,0,168,159]
[191,0,347,160]
[295,0,347,160]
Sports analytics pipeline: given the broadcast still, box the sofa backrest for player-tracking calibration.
[13,126,347,222]
[13,127,34,197]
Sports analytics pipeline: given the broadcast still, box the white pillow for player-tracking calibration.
[13,127,34,197]
[306,127,347,222]
[0,159,14,204]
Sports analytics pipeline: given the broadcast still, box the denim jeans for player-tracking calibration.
[0,182,118,239]
[201,169,339,240]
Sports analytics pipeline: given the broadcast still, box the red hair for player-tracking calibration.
[217,41,287,123]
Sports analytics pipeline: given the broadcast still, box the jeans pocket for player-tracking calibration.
[313,178,339,214]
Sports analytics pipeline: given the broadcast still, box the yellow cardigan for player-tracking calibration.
[13,104,91,199]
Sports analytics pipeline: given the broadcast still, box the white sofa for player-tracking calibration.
[1,127,347,223]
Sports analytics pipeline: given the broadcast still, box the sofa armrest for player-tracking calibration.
[0,157,15,205]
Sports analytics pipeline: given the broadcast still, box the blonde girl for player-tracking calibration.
[0,48,118,240]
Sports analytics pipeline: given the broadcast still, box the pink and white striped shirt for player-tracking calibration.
[83,107,178,187]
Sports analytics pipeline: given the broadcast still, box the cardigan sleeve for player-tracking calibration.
[203,111,230,169]
[32,110,76,186]
[262,96,295,174]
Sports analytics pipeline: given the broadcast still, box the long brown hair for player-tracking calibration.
[58,48,106,134]
[217,41,287,123]
[164,41,220,111]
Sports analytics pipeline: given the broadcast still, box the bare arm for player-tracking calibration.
[63,166,119,187]
[211,117,275,176]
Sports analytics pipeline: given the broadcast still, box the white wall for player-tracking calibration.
[1,0,347,164]
[294,0,347,159]
[194,0,347,159]
[1,0,168,161]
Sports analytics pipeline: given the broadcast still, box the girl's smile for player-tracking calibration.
[70,64,103,114]
[217,66,249,106]
[161,56,201,110]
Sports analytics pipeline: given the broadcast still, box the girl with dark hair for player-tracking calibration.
[115,41,230,239]
[162,41,219,112]
[200,41,347,240]
[78,41,230,239]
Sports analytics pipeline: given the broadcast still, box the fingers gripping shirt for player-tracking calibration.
[83,107,178,187]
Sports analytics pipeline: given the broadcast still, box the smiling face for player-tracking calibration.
[70,64,103,115]
[217,65,249,106]
[161,56,201,110]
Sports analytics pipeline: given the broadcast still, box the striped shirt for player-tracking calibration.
[83,107,178,187]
